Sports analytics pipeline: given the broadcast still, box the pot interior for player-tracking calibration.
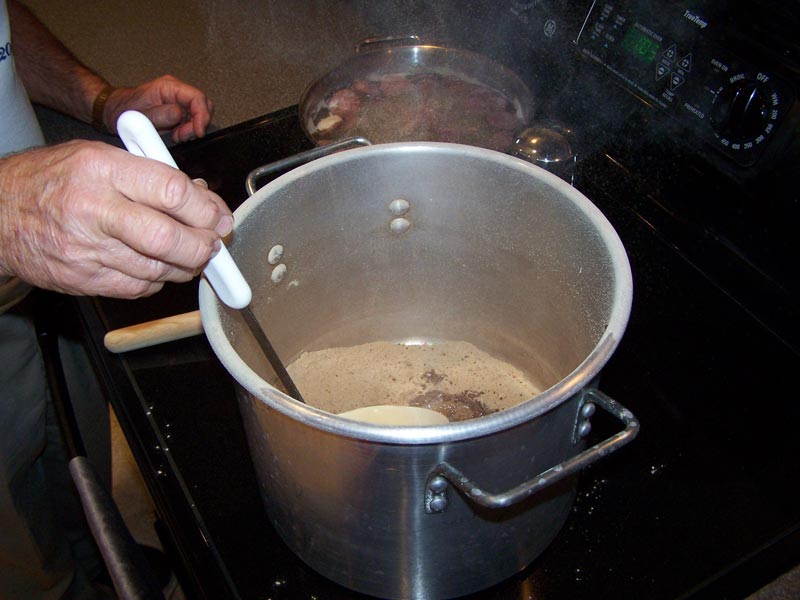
[209,143,630,424]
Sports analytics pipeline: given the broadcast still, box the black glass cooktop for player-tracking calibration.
[75,104,800,600]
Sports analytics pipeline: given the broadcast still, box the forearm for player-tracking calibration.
[7,0,107,123]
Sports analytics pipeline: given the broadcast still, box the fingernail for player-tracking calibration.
[193,178,209,189]
[215,215,234,237]
[211,238,222,257]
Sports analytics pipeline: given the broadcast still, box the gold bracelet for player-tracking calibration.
[91,84,117,133]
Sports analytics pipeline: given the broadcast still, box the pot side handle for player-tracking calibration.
[425,389,639,512]
[103,310,203,353]
[245,137,372,196]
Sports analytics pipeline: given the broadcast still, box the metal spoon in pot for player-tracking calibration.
[116,110,305,402]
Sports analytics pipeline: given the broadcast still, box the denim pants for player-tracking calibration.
[0,297,111,599]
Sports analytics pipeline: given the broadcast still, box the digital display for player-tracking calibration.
[621,27,661,63]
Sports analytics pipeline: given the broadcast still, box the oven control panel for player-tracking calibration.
[572,1,796,167]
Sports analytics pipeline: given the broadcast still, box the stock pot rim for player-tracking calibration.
[199,142,632,444]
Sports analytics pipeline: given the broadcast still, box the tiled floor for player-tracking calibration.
[109,408,160,551]
[110,408,187,599]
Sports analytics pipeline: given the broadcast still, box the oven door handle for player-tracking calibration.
[424,389,639,512]
[245,136,372,196]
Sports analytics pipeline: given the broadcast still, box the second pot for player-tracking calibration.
[299,39,535,153]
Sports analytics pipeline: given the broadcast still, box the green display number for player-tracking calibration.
[621,28,660,63]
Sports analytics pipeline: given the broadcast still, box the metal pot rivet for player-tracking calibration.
[270,263,287,283]
[428,476,448,493]
[267,244,284,265]
[390,217,411,235]
[581,402,596,418]
[429,496,448,513]
[388,198,410,216]
[578,420,592,438]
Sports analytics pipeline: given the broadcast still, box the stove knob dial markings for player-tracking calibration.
[709,71,780,153]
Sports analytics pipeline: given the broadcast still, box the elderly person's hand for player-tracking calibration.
[100,75,215,143]
[0,140,232,298]
[7,2,213,144]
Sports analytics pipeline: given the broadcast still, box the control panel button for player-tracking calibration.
[669,73,685,90]
[662,43,678,62]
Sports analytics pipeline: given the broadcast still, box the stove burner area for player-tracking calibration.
[285,340,538,421]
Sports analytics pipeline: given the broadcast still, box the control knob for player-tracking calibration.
[709,72,781,154]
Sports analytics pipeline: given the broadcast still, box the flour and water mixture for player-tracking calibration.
[286,340,540,422]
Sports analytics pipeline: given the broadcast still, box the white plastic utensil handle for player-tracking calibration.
[116,110,252,309]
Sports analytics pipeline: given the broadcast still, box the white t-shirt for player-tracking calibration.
[1,0,45,310]
[1,0,44,156]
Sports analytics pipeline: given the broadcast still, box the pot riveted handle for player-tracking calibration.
[244,137,372,196]
[425,389,639,512]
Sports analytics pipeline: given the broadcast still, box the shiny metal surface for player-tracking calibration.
[244,136,372,196]
[426,390,639,511]
[512,124,578,184]
[511,126,574,165]
[198,143,634,598]
[237,384,582,599]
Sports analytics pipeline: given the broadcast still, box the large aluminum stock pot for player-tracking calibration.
[198,143,638,599]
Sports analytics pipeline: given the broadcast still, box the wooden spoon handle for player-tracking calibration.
[104,310,203,353]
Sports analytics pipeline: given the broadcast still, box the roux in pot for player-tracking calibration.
[286,340,541,421]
